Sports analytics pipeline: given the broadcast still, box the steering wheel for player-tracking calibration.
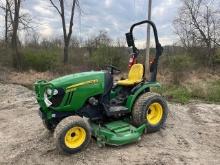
[106,65,121,75]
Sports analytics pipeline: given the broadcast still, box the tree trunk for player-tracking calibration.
[63,42,68,64]
[11,0,21,69]
[49,0,78,64]
[5,5,8,45]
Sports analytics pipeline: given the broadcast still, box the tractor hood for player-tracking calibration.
[34,70,105,111]
[50,71,105,89]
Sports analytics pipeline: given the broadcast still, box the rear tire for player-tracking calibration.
[54,116,91,154]
[132,92,168,133]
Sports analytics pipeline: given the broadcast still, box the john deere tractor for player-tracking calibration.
[34,20,168,154]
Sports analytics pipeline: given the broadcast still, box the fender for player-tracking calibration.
[126,82,161,111]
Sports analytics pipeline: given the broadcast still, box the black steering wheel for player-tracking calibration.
[106,65,121,75]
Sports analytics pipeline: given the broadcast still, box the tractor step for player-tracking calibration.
[106,106,129,117]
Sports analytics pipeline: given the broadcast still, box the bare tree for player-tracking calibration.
[24,31,40,48]
[10,0,21,68]
[1,0,22,68]
[70,36,80,48]
[51,37,62,48]
[173,0,220,66]
[0,0,32,68]
[0,0,10,44]
[84,31,112,56]
[4,1,9,44]
[49,0,79,64]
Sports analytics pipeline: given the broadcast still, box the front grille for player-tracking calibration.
[65,92,74,106]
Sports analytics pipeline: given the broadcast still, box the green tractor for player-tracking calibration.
[34,20,168,154]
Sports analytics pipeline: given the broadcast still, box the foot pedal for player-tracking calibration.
[106,106,129,117]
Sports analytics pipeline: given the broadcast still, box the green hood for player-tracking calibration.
[50,71,105,88]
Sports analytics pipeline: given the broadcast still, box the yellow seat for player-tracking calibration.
[117,64,144,86]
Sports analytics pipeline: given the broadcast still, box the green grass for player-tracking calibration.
[153,80,220,104]
[191,80,220,103]
[153,85,192,104]
[207,80,220,102]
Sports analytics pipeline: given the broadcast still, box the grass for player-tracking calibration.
[0,45,219,104]
[153,80,220,104]
[153,85,192,104]
[191,80,220,103]
[1,65,219,104]
[207,80,220,102]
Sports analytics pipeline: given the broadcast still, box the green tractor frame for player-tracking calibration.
[34,20,169,154]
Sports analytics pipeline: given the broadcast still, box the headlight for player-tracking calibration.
[44,88,65,107]
[46,88,58,96]
[44,93,52,107]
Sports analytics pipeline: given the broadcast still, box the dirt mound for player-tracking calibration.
[0,83,219,165]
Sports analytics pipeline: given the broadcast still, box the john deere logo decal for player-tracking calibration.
[66,79,99,93]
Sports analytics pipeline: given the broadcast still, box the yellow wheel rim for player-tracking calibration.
[146,103,163,125]
[64,127,86,149]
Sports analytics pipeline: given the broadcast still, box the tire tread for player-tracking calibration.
[132,92,168,133]
[54,116,91,154]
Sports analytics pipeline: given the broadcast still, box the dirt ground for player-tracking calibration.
[0,83,219,165]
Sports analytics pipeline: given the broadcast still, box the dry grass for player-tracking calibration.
[154,69,220,103]
[7,70,56,88]
[0,67,57,89]
[0,65,88,89]
[0,66,219,103]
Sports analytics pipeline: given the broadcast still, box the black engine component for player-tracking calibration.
[49,88,65,107]
[89,97,99,106]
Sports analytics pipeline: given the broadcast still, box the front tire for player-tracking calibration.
[54,116,91,154]
[132,92,168,133]
[42,120,55,132]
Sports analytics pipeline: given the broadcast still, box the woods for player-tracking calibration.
[0,0,32,69]
[173,0,220,67]
[0,0,219,80]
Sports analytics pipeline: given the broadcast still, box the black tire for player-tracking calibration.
[132,92,168,133]
[42,120,55,132]
[54,116,91,154]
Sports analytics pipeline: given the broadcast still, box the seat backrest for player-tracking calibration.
[128,64,144,82]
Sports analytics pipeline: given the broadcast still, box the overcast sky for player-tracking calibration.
[0,0,182,47]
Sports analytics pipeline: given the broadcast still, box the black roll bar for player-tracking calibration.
[126,20,163,82]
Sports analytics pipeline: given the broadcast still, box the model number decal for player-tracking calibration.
[66,79,99,93]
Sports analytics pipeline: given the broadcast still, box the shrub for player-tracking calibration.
[89,44,128,70]
[21,48,59,71]
[167,54,195,84]
[0,47,13,67]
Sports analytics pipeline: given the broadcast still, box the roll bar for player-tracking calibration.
[125,20,163,82]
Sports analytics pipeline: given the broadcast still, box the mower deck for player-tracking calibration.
[90,120,146,147]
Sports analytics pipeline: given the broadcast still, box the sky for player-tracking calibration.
[0,0,182,47]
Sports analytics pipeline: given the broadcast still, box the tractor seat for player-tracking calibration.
[117,64,144,86]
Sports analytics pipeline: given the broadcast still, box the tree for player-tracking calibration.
[0,0,23,68]
[70,36,80,48]
[88,31,128,70]
[0,0,32,69]
[10,0,21,68]
[0,0,10,44]
[24,31,40,48]
[173,0,220,66]
[49,0,79,64]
